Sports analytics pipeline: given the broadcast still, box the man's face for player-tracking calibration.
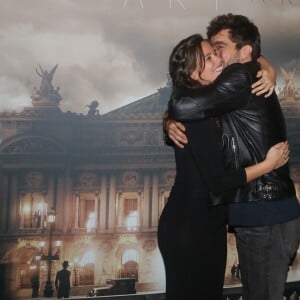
[210,29,241,67]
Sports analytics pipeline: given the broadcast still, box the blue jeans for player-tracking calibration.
[234,217,300,300]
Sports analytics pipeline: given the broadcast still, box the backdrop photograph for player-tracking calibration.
[0,0,299,299]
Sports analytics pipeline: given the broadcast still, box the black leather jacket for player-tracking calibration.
[168,61,296,203]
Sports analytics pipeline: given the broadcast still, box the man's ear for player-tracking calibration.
[240,45,252,62]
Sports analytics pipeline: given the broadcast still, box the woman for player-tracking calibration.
[157,34,289,299]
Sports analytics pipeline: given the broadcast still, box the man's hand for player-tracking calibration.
[166,120,188,148]
[251,69,275,97]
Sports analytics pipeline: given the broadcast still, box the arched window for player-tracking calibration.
[121,249,139,281]
[122,249,139,264]
[20,192,47,229]
[79,250,95,285]
[80,250,95,265]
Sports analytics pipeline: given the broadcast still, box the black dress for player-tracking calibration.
[157,118,246,300]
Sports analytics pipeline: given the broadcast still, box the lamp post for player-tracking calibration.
[73,258,80,286]
[40,210,61,297]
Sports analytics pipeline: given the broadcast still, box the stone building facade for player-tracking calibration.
[0,68,299,297]
[0,78,174,297]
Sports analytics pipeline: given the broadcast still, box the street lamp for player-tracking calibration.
[40,209,61,297]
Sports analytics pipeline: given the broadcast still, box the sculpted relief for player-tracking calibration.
[278,68,300,101]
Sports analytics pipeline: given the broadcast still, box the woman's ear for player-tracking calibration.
[190,69,199,81]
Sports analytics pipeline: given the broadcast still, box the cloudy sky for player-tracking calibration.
[0,0,299,114]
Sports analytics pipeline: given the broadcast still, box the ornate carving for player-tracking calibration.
[163,171,176,185]
[26,171,44,187]
[143,239,156,252]
[119,130,144,145]
[2,137,62,153]
[122,171,138,187]
[147,129,160,145]
[100,241,112,253]
[79,172,97,187]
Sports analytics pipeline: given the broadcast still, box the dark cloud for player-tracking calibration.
[0,0,299,113]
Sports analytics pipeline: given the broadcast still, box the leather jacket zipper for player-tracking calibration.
[231,137,239,169]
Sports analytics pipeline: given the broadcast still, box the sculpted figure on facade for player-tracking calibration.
[86,100,100,116]
[31,64,62,106]
[278,67,300,101]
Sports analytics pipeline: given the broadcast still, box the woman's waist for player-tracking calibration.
[172,179,208,195]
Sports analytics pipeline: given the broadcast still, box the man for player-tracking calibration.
[166,14,300,300]
[31,270,39,298]
[55,261,71,299]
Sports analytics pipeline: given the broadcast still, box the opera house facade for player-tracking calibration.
[0,67,299,297]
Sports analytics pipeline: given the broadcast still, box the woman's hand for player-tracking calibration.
[245,141,289,182]
[253,56,276,97]
[252,70,275,97]
[166,120,188,148]
[265,141,290,170]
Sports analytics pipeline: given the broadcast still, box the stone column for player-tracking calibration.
[99,175,107,230]
[57,172,71,233]
[48,175,55,210]
[74,193,80,228]
[107,175,116,231]
[142,174,150,230]
[8,175,18,232]
[116,192,122,228]
[79,197,86,228]
[151,174,159,229]
[94,192,99,229]
[0,172,8,233]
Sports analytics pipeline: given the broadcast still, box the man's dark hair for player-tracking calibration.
[207,13,261,60]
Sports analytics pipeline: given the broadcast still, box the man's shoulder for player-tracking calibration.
[225,61,260,77]
[216,62,253,87]
[64,269,71,276]
[62,269,70,273]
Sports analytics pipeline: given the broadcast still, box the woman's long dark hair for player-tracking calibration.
[169,34,205,89]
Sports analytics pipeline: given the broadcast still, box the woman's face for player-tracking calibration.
[191,40,224,85]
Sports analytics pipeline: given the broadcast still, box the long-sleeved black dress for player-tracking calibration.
[157,117,247,299]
